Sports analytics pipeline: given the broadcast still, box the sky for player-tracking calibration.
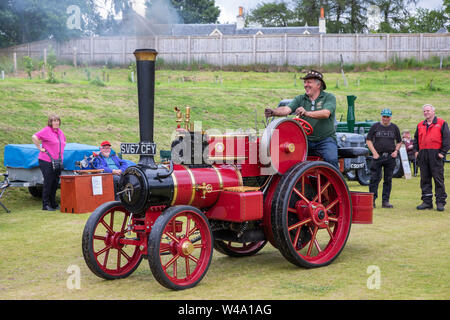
[214,0,445,24]
[104,0,446,23]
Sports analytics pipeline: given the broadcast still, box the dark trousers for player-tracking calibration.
[113,174,120,200]
[408,155,418,176]
[417,149,447,205]
[369,154,396,203]
[39,159,61,208]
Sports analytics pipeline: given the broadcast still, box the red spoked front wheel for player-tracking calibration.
[82,201,143,279]
[272,161,352,268]
[148,206,213,290]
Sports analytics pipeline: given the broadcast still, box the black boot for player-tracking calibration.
[382,202,393,208]
[416,202,433,210]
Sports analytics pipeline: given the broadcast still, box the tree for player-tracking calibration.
[108,0,133,16]
[346,0,367,33]
[293,0,323,26]
[370,0,418,32]
[326,0,349,33]
[170,0,220,24]
[0,0,101,48]
[0,1,20,47]
[247,2,294,27]
[399,8,449,33]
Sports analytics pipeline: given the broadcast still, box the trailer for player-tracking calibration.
[3,143,101,197]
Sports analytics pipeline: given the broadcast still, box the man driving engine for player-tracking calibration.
[264,70,338,169]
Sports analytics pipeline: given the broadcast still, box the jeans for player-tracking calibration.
[369,154,396,203]
[308,137,339,170]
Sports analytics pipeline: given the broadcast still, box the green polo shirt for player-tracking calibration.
[288,91,337,142]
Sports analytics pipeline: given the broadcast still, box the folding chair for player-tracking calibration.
[0,173,11,213]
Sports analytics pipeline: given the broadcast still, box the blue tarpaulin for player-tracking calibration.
[4,143,101,170]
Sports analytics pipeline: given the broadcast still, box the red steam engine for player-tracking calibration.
[82,49,373,290]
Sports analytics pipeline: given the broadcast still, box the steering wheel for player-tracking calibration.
[293,117,313,136]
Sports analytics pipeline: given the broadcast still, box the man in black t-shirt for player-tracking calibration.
[366,108,402,208]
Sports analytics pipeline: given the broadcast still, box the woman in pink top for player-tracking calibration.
[32,114,66,211]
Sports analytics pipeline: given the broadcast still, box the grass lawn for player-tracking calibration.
[0,174,448,300]
[0,66,449,300]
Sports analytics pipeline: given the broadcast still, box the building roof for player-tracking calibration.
[236,26,319,35]
[113,10,320,37]
[148,24,319,36]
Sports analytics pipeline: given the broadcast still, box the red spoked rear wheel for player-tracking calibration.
[214,240,267,257]
[148,206,213,290]
[82,201,143,279]
[272,161,352,268]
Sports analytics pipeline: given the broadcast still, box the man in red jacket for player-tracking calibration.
[414,104,450,211]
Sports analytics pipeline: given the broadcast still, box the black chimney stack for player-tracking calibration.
[134,48,158,168]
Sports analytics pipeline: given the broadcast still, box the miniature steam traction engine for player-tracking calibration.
[82,49,373,290]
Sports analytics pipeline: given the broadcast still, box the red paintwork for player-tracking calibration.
[268,120,308,174]
[206,190,263,222]
[208,135,248,160]
[208,135,263,177]
[293,117,313,136]
[262,175,281,248]
[350,191,373,224]
[171,164,242,208]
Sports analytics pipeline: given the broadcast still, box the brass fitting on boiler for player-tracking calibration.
[185,106,191,131]
[174,106,193,131]
[174,107,183,128]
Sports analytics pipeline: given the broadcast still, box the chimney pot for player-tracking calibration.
[236,6,245,29]
[319,7,326,33]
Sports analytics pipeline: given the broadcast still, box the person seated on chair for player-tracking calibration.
[93,141,130,199]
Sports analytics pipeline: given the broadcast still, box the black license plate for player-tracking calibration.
[350,163,365,169]
[120,142,156,155]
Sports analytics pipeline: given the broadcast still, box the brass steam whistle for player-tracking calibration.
[174,106,193,131]
[185,106,191,130]
[174,107,183,128]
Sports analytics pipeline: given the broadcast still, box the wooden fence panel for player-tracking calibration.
[0,33,448,68]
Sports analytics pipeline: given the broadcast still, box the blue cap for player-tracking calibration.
[381,108,392,117]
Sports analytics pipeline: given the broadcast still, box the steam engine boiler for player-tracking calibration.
[82,49,373,291]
